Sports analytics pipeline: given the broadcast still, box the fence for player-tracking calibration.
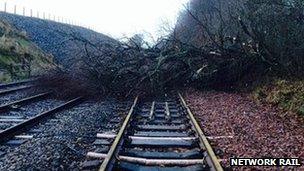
[0,2,97,31]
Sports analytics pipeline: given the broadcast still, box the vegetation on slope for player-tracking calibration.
[0,12,118,65]
[253,79,304,116]
[0,20,54,82]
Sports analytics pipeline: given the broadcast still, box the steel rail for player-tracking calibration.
[0,92,51,112]
[0,97,83,143]
[99,96,138,171]
[148,101,155,120]
[0,85,33,96]
[178,93,223,171]
[0,79,35,89]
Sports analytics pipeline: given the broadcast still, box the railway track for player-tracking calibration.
[0,91,51,132]
[0,80,223,170]
[0,92,51,112]
[84,93,223,171]
[0,83,83,145]
[0,79,82,147]
[0,79,35,96]
[0,79,34,89]
[0,97,83,144]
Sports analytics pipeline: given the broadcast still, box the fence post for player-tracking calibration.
[43,12,45,19]
[23,7,25,16]
[37,11,39,18]
[30,9,32,17]
[4,2,7,12]
[14,5,16,14]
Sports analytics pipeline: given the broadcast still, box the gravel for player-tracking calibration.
[0,12,118,65]
[0,91,29,105]
[0,88,41,105]
[184,89,304,170]
[1,98,64,117]
[0,99,130,170]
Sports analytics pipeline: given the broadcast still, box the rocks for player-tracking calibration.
[184,89,304,169]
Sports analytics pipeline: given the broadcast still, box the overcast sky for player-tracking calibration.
[0,0,188,40]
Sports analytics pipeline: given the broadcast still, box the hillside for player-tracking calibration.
[0,20,54,82]
[0,12,119,66]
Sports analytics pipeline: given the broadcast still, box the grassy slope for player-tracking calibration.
[252,79,304,116]
[0,20,54,82]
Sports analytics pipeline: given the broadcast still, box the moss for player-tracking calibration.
[253,79,304,115]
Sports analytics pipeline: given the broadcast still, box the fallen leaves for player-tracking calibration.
[184,89,304,169]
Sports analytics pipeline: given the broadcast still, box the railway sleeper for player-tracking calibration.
[116,161,208,171]
[6,139,27,146]
[96,133,117,139]
[121,148,204,159]
[0,115,25,119]
[155,109,179,114]
[136,118,188,124]
[153,114,183,118]
[152,116,182,120]
[87,152,206,167]
[133,131,193,137]
[0,118,26,122]
[135,124,189,131]
[93,139,113,146]
[140,109,150,112]
[127,137,198,148]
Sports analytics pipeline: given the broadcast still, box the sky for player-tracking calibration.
[0,0,189,40]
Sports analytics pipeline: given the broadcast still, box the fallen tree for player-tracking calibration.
[37,0,304,99]
[36,31,246,99]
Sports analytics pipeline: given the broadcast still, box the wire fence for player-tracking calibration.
[0,2,97,31]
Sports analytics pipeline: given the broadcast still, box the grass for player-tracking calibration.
[252,79,304,116]
[0,20,55,82]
